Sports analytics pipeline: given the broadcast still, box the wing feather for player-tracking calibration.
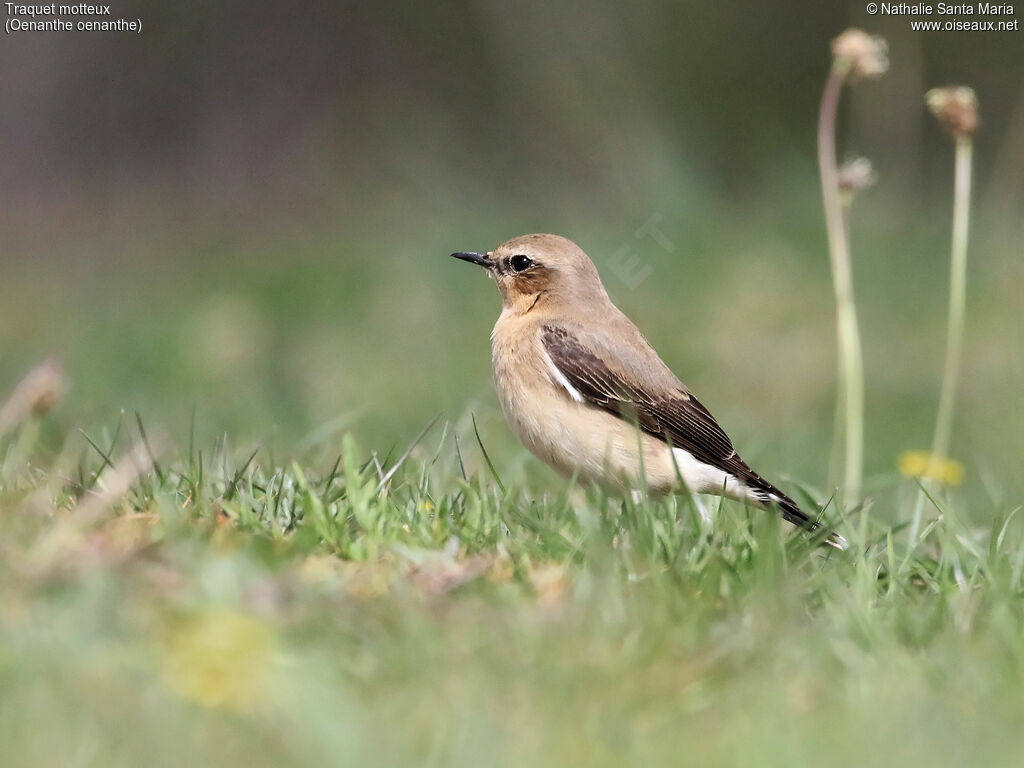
[541,325,790,499]
[540,324,843,547]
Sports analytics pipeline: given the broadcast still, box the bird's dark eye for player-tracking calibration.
[509,254,534,272]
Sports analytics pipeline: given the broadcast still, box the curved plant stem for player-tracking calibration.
[818,63,864,504]
[930,137,973,465]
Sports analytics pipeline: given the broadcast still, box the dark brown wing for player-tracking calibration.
[540,324,819,531]
[542,326,744,473]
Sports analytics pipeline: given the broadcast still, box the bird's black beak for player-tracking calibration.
[451,251,492,269]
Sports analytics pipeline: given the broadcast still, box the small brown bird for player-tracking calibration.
[453,233,844,547]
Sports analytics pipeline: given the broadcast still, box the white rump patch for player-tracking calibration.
[543,350,584,403]
[670,446,750,502]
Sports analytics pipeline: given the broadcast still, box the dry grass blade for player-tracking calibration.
[375,414,441,494]
[0,359,64,439]
[73,438,162,524]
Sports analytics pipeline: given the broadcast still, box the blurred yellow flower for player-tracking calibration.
[898,451,964,486]
[159,610,276,713]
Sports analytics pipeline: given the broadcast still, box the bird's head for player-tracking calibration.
[451,233,608,315]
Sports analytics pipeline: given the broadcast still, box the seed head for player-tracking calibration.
[926,86,979,140]
[831,29,889,81]
[837,157,877,201]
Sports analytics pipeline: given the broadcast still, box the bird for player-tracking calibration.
[452,233,845,548]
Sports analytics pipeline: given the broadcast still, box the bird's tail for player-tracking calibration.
[757,485,848,550]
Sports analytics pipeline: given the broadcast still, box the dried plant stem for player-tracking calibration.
[73,440,159,524]
[930,137,973,465]
[0,359,63,440]
[818,64,865,504]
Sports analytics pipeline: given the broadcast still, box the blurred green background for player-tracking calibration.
[2,0,1022,503]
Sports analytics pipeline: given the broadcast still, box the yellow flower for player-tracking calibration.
[898,451,964,486]
[159,610,276,713]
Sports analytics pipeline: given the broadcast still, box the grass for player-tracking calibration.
[3,407,1024,767]
[4,202,1021,502]
[2,13,1019,761]
[1,151,1020,766]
